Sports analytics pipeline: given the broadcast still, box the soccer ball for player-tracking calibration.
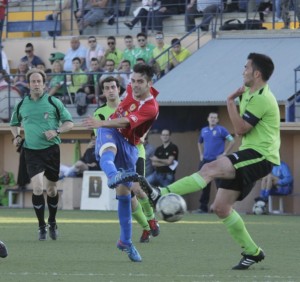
[156,193,187,222]
[252,200,267,215]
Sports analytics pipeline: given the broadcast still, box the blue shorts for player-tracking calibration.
[95,128,138,173]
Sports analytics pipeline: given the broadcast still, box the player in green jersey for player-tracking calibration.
[139,53,280,269]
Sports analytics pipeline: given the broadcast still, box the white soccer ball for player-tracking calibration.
[156,193,187,222]
[252,200,267,215]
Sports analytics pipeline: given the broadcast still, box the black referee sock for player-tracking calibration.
[32,194,46,227]
[47,193,59,223]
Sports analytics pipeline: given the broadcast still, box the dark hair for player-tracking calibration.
[107,36,116,42]
[137,32,147,39]
[72,57,81,63]
[90,57,99,63]
[88,35,96,40]
[136,58,145,64]
[171,38,180,46]
[124,35,133,40]
[122,60,131,66]
[247,53,274,81]
[133,64,154,82]
[105,59,115,65]
[25,43,33,49]
[101,76,120,90]
[26,68,46,83]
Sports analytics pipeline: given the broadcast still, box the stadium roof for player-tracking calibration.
[154,32,300,106]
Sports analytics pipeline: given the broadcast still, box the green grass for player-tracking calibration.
[0,209,300,282]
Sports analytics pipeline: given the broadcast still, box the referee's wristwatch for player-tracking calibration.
[55,129,61,135]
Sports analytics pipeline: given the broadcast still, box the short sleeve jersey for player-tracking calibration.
[110,84,159,145]
[10,94,73,150]
[239,85,280,165]
[93,103,116,135]
[199,125,232,161]
[155,142,179,173]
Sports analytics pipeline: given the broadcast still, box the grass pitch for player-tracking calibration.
[0,208,300,282]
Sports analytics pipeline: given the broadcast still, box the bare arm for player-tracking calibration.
[10,126,22,147]
[197,142,203,161]
[83,116,130,129]
[227,86,253,135]
[151,155,175,167]
[223,137,235,155]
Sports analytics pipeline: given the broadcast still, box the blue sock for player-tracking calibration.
[260,189,266,198]
[100,151,117,178]
[117,194,132,245]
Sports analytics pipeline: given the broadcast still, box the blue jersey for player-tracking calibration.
[199,125,232,161]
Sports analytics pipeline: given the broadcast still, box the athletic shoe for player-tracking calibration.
[117,240,142,262]
[148,219,160,237]
[108,170,138,188]
[232,249,265,270]
[39,225,47,241]
[124,21,133,29]
[107,14,115,25]
[0,240,8,258]
[48,222,58,240]
[138,176,161,207]
[140,230,151,243]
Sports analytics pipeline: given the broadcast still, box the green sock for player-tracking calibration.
[161,173,207,196]
[132,201,150,231]
[138,197,154,220]
[222,209,259,255]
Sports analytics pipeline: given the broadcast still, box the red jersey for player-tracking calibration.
[0,0,7,20]
[110,84,159,145]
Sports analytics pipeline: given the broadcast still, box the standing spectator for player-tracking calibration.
[281,0,300,29]
[63,36,87,72]
[185,0,222,32]
[196,112,235,213]
[146,129,179,187]
[122,35,137,68]
[152,31,170,77]
[0,0,7,70]
[13,61,30,97]
[21,43,44,69]
[148,0,180,32]
[101,36,123,68]
[77,0,109,33]
[169,38,191,69]
[133,33,154,64]
[85,36,104,71]
[10,68,74,240]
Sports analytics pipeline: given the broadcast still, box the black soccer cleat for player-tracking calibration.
[48,222,58,240]
[38,225,47,241]
[138,176,161,207]
[232,249,265,270]
[0,240,8,258]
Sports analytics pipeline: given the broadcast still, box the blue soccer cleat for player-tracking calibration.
[117,240,142,262]
[108,170,139,188]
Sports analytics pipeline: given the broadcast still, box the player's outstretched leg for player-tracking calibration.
[138,176,161,207]
[108,170,139,188]
[0,240,8,258]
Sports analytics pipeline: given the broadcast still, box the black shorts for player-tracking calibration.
[24,144,60,182]
[131,157,145,198]
[219,149,274,201]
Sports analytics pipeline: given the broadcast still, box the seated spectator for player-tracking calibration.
[133,32,154,64]
[259,160,293,202]
[21,43,44,69]
[169,38,191,69]
[100,36,123,68]
[63,36,87,72]
[124,0,161,33]
[67,57,88,95]
[148,0,180,32]
[86,57,104,104]
[86,36,104,71]
[152,31,170,77]
[61,132,100,177]
[122,35,137,67]
[48,52,65,65]
[13,61,29,97]
[257,0,272,22]
[48,60,68,102]
[119,59,132,90]
[185,0,221,32]
[99,59,122,87]
[77,0,109,33]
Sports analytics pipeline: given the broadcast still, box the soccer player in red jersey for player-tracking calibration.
[83,64,159,262]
